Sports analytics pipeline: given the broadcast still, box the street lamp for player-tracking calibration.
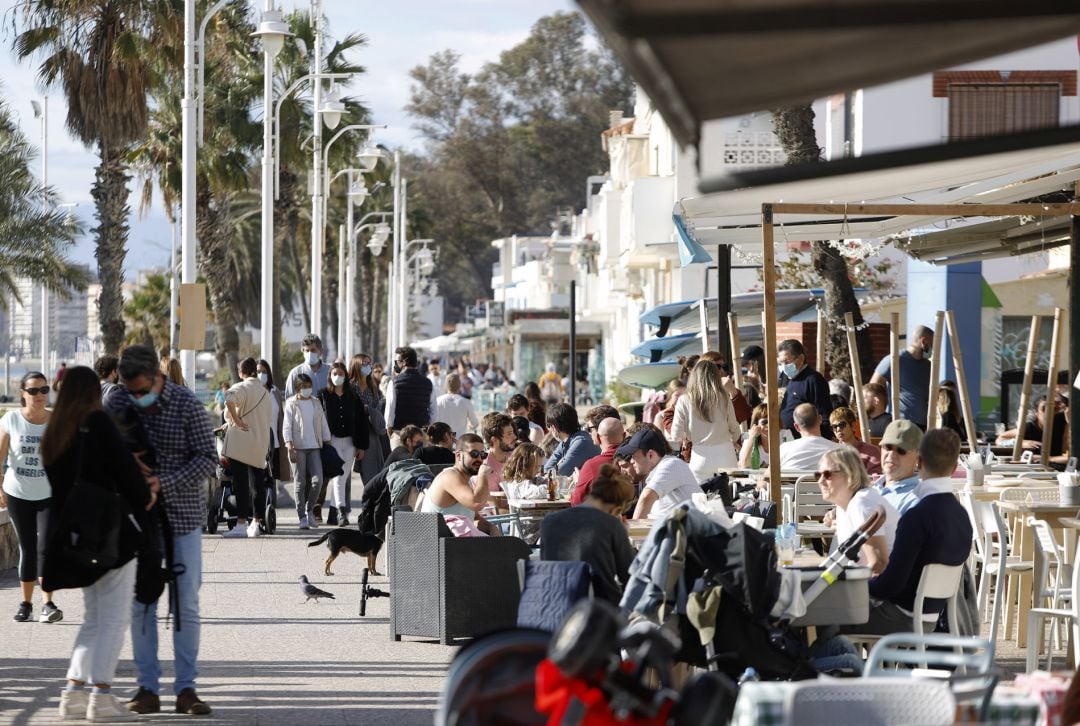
[31,97,48,376]
[400,238,436,343]
[253,4,291,365]
[273,72,352,199]
[342,211,392,359]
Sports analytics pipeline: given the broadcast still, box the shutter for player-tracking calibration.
[948,83,1060,141]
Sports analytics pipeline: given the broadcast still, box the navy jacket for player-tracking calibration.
[779,366,833,439]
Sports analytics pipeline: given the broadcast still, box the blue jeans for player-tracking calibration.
[131,526,202,695]
[809,634,864,673]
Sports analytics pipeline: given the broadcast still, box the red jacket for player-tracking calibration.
[571,445,617,505]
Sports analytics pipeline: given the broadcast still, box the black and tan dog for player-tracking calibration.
[307,530,384,576]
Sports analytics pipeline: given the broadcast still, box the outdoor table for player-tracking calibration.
[996,499,1080,648]
[626,518,653,548]
[488,490,509,514]
[731,679,1041,726]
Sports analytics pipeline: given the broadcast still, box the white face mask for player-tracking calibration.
[331,374,346,387]
[299,387,313,399]
[257,373,269,385]
[304,351,320,365]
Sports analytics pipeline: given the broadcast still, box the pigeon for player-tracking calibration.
[298,575,335,603]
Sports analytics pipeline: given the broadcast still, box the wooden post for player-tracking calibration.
[927,311,945,430]
[890,312,901,422]
[845,313,871,440]
[699,299,710,354]
[945,310,980,455]
[762,206,781,504]
[1013,316,1042,461]
[1071,216,1080,463]
[729,312,742,391]
[1041,308,1063,463]
[816,307,827,376]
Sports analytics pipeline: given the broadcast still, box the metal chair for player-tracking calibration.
[864,633,997,720]
[782,677,955,726]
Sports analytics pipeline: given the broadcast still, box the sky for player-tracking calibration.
[0,0,576,279]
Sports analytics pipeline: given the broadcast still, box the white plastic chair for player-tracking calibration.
[1026,546,1080,672]
[971,500,1033,642]
[792,474,833,541]
[1030,517,1071,649]
[782,677,955,726]
[913,563,964,636]
[998,487,1061,504]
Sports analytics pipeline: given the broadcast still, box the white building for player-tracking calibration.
[6,273,91,364]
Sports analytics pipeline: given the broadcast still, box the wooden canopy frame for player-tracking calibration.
[761,201,1080,503]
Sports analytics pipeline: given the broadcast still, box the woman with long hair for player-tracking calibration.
[40,366,153,720]
[937,383,965,439]
[317,361,369,526]
[0,371,59,623]
[671,360,741,483]
[738,403,770,469]
[501,443,548,500]
[159,356,185,386]
[349,353,388,482]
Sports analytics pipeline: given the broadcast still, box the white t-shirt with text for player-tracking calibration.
[1,410,49,501]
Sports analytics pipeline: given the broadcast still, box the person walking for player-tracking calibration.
[435,373,479,435]
[220,357,273,538]
[41,366,154,722]
[109,345,217,716]
[257,359,291,512]
[0,371,61,623]
[777,338,833,439]
[283,372,331,529]
[350,353,388,483]
[384,346,436,440]
[318,362,369,526]
[671,359,741,483]
[284,333,330,398]
[538,362,563,405]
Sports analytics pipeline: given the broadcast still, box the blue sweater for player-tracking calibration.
[544,430,601,476]
[868,493,972,613]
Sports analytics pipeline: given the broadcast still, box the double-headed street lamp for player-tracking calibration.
[347,213,391,358]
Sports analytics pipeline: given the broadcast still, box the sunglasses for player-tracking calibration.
[23,386,49,396]
[129,385,154,397]
[756,419,768,427]
[832,421,850,430]
[466,450,489,460]
[882,444,909,456]
[815,469,842,479]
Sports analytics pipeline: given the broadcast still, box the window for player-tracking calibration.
[947,83,1060,141]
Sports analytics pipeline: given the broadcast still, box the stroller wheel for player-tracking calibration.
[206,507,219,534]
[264,506,277,534]
[549,599,622,678]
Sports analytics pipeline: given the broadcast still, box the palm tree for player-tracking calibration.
[0,91,87,302]
[123,272,170,349]
[13,0,176,355]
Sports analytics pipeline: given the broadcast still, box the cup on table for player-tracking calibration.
[775,523,797,566]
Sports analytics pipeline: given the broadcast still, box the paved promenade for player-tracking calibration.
[0,506,454,725]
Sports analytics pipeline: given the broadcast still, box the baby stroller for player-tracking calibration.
[436,507,884,725]
[206,432,277,534]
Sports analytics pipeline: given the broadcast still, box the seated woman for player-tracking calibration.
[737,403,770,469]
[936,382,965,439]
[415,422,456,468]
[818,446,898,575]
[500,443,548,500]
[998,393,1069,462]
[540,464,636,604]
[829,406,882,476]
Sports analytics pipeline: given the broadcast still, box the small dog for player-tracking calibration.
[307,529,384,576]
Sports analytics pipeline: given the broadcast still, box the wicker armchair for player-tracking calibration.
[389,511,531,644]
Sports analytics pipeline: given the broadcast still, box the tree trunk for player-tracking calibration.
[771,105,874,382]
[92,141,130,355]
[196,193,240,380]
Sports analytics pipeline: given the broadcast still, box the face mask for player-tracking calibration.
[360,365,372,377]
[304,351,320,365]
[331,374,346,387]
[257,373,269,385]
[132,390,159,409]
[299,387,313,399]
[922,345,932,358]
[781,362,799,379]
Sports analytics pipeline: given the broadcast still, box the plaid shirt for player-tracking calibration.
[106,379,216,534]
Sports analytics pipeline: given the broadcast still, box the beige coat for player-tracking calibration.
[222,377,273,468]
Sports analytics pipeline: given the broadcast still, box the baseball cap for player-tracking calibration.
[880,419,923,452]
[615,428,668,459]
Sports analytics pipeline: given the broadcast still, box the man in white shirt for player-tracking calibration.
[779,403,841,471]
[427,359,445,393]
[435,373,479,434]
[619,428,704,520]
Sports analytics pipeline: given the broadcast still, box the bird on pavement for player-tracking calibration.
[298,575,335,603]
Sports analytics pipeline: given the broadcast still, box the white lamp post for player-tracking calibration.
[31,98,48,377]
[399,238,435,344]
[351,213,391,357]
[252,5,289,364]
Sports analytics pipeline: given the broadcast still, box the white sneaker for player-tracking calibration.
[59,688,88,721]
[221,523,248,538]
[87,692,140,722]
[298,517,310,530]
[308,515,319,530]
[247,520,261,538]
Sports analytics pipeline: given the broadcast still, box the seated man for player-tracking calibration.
[572,416,625,505]
[842,429,972,635]
[874,420,923,515]
[862,382,892,438]
[544,403,601,476]
[778,403,840,470]
[619,428,709,521]
[478,412,515,493]
[420,433,499,536]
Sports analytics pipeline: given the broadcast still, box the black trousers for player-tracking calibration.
[6,492,50,582]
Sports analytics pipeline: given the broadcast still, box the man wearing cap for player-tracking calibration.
[619,429,707,521]
[875,419,924,516]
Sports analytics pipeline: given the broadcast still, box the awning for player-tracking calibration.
[899,215,1073,265]
[576,0,1080,149]
[631,332,701,362]
[638,288,837,335]
[676,128,1080,254]
[617,361,682,389]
